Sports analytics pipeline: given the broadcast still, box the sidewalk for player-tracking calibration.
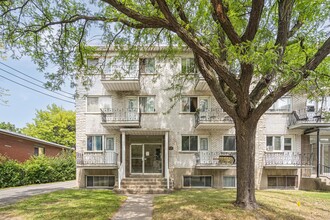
[112,194,155,220]
[0,180,76,206]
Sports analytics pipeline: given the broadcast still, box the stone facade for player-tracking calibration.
[76,49,330,190]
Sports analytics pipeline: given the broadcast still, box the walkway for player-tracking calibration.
[112,194,155,220]
[0,180,76,206]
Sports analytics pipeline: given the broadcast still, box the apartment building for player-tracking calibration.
[76,48,330,192]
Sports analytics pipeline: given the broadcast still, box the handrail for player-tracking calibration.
[194,108,233,127]
[76,151,118,165]
[264,152,313,166]
[118,162,125,189]
[101,108,141,123]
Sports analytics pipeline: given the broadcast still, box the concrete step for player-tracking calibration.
[114,188,172,194]
[119,185,168,189]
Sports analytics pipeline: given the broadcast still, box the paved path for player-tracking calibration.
[0,180,76,206]
[112,194,156,220]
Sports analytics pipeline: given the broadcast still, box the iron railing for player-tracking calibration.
[288,109,330,126]
[321,165,330,178]
[195,152,236,166]
[101,108,141,124]
[194,108,233,127]
[101,64,139,80]
[76,151,118,165]
[264,152,313,166]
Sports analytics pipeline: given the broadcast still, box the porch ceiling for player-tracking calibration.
[264,165,313,169]
[120,128,169,135]
[288,123,330,130]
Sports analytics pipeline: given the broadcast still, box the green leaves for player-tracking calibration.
[21,104,76,148]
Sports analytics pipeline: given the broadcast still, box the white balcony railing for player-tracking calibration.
[76,151,118,165]
[264,152,313,166]
[195,152,236,166]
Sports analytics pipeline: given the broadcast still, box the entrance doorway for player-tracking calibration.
[130,144,162,174]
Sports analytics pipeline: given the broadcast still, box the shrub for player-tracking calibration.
[0,152,76,188]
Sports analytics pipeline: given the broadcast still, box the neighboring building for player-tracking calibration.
[0,129,72,162]
[76,48,330,192]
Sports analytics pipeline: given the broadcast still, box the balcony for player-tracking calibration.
[288,109,330,129]
[264,152,313,169]
[195,152,236,169]
[76,151,118,168]
[195,108,234,130]
[101,64,140,91]
[195,75,210,91]
[101,108,141,128]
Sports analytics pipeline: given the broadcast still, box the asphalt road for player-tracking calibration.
[0,180,76,206]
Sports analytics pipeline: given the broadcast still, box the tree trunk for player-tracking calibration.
[234,117,258,209]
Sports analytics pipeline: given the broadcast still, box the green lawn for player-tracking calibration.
[153,189,330,220]
[0,189,126,220]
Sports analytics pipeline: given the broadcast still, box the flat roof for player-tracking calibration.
[0,129,73,150]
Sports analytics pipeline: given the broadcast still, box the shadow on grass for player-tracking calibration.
[0,189,126,220]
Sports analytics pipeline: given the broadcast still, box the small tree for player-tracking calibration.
[1,0,329,209]
[22,104,76,147]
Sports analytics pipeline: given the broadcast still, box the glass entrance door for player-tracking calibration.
[321,144,330,174]
[144,144,162,173]
[130,144,162,174]
[131,144,143,173]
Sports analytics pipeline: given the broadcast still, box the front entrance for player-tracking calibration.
[130,144,162,174]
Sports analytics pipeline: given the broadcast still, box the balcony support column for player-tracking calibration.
[165,131,169,189]
[121,131,126,178]
[317,129,320,177]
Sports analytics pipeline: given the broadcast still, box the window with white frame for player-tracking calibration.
[223,176,236,188]
[200,137,209,151]
[181,96,210,113]
[183,176,212,188]
[223,136,236,151]
[87,97,112,112]
[181,58,197,74]
[86,176,115,188]
[127,96,155,113]
[105,137,115,151]
[268,97,292,112]
[87,136,103,151]
[139,58,155,74]
[182,135,198,151]
[266,136,292,151]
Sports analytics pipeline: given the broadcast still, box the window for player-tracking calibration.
[268,176,297,189]
[181,58,196,74]
[199,97,209,112]
[87,58,99,67]
[127,96,155,113]
[139,58,155,74]
[105,137,115,151]
[181,97,198,112]
[223,136,236,151]
[266,136,292,151]
[223,176,236,188]
[182,136,198,151]
[183,176,212,188]
[34,147,45,156]
[87,97,112,112]
[87,136,103,151]
[269,97,291,112]
[86,176,115,188]
[200,137,209,151]
[139,97,155,113]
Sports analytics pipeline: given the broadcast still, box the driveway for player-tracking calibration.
[0,180,76,206]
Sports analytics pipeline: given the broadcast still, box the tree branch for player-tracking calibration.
[241,0,264,42]
[210,0,241,45]
[275,0,294,48]
[288,19,303,38]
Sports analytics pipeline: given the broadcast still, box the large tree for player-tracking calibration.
[22,104,76,148]
[1,0,330,209]
[0,121,21,133]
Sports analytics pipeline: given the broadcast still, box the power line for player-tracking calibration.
[0,67,74,100]
[0,73,75,104]
[0,61,74,96]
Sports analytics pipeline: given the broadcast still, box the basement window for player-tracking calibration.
[267,176,297,189]
[86,176,115,188]
[183,176,212,188]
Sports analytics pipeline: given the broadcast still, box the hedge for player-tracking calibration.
[0,152,75,188]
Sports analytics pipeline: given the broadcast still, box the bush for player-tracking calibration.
[0,152,76,188]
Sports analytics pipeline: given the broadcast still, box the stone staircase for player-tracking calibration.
[114,176,173,194]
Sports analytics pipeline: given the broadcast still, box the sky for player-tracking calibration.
[0,55,75,129]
